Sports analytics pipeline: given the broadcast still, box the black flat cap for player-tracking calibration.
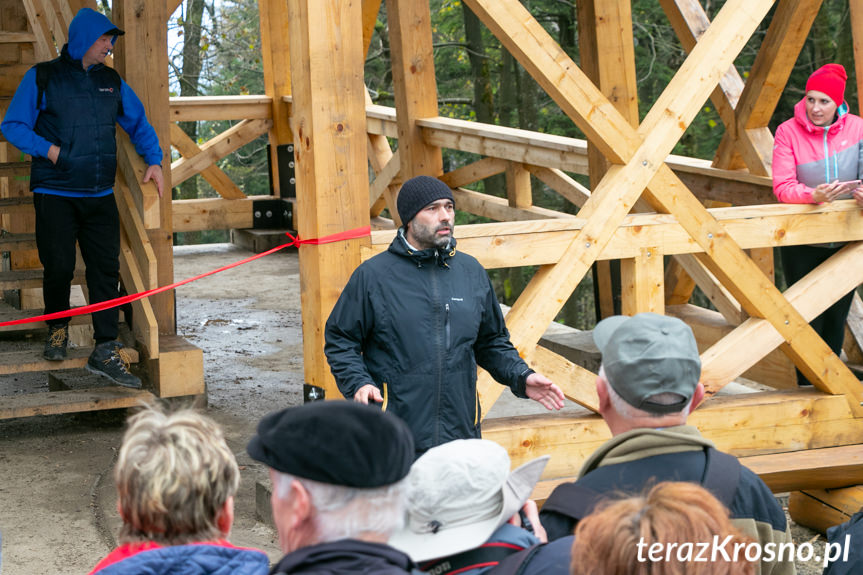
[247,401,414,488]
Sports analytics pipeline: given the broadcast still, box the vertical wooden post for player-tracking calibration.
[288,0,370,399]
[577,0,639,319]
[506,163,532,208]
[259,0,292,197]
[112,0,174,334]
[621,248,664,316]
[386,0,443,180]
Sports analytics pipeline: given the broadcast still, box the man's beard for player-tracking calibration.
[410,221,453,250]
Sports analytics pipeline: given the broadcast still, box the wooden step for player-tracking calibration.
[0,386,153,420]
[532,444,863,505]
[0,307,90,333]
[0,232,36,251]
[0,196,33,215]
[0,162,30,177]
[0,268,85,290]
[0,346,139,375]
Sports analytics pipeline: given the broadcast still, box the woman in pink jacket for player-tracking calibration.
[772,63,863,385]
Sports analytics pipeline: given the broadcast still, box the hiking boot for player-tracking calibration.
[43,325,69,361]
[86,341,142,389]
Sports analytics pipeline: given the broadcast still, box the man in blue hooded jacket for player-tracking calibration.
[2,8,164,388]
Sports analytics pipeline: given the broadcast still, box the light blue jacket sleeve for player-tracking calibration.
[0,68,54,159]
[116,80,163,166]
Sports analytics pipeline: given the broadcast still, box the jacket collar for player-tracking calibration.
[272,539,415,574]
[793,97,849,136]
[388,228,457,267]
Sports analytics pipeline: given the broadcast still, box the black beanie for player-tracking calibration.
[396,175,455,225]
[247,401,414,488]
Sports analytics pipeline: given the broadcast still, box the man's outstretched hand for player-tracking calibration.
[353,384,384,404]
[526,373,565,410]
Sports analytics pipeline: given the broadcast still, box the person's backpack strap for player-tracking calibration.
[540,481,603,522]
[702,447,741,507]
[488,543,543,575]
[35,62,50,109]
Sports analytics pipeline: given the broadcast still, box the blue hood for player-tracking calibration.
[67,7,122,62]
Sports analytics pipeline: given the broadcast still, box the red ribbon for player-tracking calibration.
[0,225,371,328]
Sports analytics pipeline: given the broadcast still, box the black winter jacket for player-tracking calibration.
[270,540,416,575]
[324,232,531,452]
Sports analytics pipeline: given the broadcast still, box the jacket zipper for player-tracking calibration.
[822,127,838,183]
[431,262,442,447]
[445,303,451,351]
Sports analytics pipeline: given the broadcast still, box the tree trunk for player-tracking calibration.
[176,0,206,204]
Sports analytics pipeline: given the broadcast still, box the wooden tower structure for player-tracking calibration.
[1,0,863,518]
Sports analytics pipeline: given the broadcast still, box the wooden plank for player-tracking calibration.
[0,196,33,215]
[699,241,863,397]
[744,446,863,493]
[453,187,573,222]
[789,489,861,535]
[440,157,508,189]
[0,32,37,43]
[0,346,139,375]
[169,123,246,200]
[119,225,159,358]
[259,0,292,196]
[385,0,442,177]
[0,232,36,251]
[485,389,863,481]
[0,386,153,420]
[169,96,273,122]
[364,89,399,220]
[170,118,272,186]
[620,247,664,316]
[505,162,531,208]
[525,165,590,209]
[0,161,31,177]
[0,306,89,333]
[362,0,382,56]
[0,268,84,290]
[288,0,371,398]
[667,303,795,389]
[172,197,255,233]
[368,149,400,210]
[114,167,158,290]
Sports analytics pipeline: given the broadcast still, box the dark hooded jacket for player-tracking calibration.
[324,231,531,452]
[270,539,416,575]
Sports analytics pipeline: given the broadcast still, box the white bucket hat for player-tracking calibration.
[389,439,549,562]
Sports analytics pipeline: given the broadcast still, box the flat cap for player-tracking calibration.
[247,401,414,488]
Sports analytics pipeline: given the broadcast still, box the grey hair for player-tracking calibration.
[599,365,692,419]
[273,471,406,542]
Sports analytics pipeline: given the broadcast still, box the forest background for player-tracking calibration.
[100,0,861,329]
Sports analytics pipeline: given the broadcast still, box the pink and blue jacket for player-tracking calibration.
[772,98,863,203]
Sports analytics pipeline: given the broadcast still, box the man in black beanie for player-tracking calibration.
[325,175,563,457]
[247,401,417,574]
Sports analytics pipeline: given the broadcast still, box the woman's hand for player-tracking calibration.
[812,181,845,203]
[853,186,863,207]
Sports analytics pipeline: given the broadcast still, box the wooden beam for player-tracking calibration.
[116,132,161,230]
[365,87,400,220]
[386,0,442,178]
[673,253,745,325]
[505,162,531,208]
[170,118,271,186]
[699,241,863,397]
[169,96,273,122]
[620,247,664,316]
[259,0,293,196]
[440,157,509,189]
[453,187,573,222]
[789,488,863,535]
[525,165,590,209]
[745,446,863,493]
[21,0,55,61]
[119,224,159,358]
[169,123,246,200]
[0,386,153,420]
[288,0,370,398]
[485,389,863,482]
[171,197,255,233]
[368,149,400,210]
[114,169,158,290]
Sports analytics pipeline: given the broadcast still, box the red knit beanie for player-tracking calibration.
[806,64,847,106]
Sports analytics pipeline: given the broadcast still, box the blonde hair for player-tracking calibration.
[115,404,240,545]
[571,482,755,575]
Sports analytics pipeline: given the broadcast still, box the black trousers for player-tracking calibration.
[780,244,855,385]
[33,193,120,343]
